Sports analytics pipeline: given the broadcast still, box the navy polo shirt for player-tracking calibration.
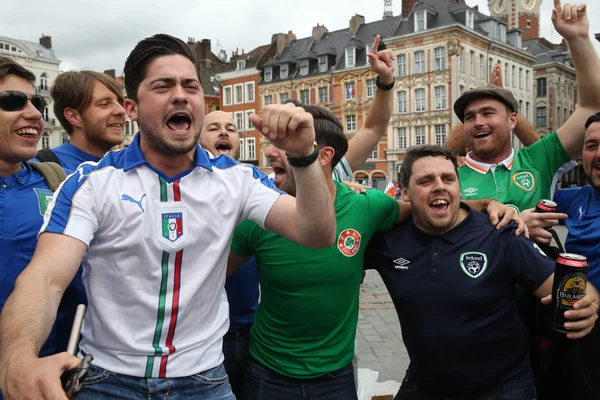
[0,162,82,357]
[30,142,100,171]
[554,186,600,289]
[364,204,554,395]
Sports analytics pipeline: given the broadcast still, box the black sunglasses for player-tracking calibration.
[0,90,46,113]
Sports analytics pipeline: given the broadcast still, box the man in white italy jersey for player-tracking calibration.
[0,33,337,400]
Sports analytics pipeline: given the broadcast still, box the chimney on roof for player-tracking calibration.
[198,39,211,61]
[349,14,365,36]
[272,32,288,56]
[187,37,195,48]
[286,30,296,45]
[383,0,393,19]
[39,34,52,49]
[104,69,116,79]
[401,0,417,18]
[312,23,329,41]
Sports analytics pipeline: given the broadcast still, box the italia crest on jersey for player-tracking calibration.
[33,188,54,216]
[460,251,488,278]
[337,229,361,257]
[156,207,189,250]
[162,213,183,242]
[512,171,535,192]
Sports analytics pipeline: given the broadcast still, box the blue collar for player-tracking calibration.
[6,162,35,186]
[122,133,213,173]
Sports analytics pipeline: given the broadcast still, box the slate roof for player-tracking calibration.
[523,38,572,67]
[223,43,273,73]
[0,36,58,61]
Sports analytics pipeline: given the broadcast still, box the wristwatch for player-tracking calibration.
[287,144,319,168]
[376,77,395,91]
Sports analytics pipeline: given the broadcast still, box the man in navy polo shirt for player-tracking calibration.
[0,57,67,360]
[364,145,599,400]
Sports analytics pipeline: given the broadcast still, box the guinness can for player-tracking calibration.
[550,253,588,333]
[535,199,557,213]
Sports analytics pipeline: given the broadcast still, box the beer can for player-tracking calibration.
[549,253,588,333]
[535,199,557,213]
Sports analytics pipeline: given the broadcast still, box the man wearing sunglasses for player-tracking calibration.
[31,70,126,171]
[0,57,71,365]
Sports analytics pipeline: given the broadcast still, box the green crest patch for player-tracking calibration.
[511,171,535,192]
[33,188,54,216]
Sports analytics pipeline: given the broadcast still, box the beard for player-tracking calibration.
[81,119,124,150]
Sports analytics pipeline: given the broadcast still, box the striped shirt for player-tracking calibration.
[41,134,281,378]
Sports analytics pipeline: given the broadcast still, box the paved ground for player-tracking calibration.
[355,225,569,389]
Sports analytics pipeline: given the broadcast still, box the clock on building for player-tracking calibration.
[522,0,537,10]
[493,0,507,14]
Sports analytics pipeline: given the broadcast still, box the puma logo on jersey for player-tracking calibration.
[121,193,147,213]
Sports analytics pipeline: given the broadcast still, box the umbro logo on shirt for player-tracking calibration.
[393,258,411,270]
[463,187,478,196]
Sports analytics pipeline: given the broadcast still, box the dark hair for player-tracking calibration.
[51,71,124,134]
[0,56,36,85]
[283,99,348,167]
[124,34,199,102]
[400,145,458,188]
[584,112,600,131]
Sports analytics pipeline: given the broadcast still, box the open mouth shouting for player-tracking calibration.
[215,139,232,155]
[166,111,192,134]
[271,164,287,185]
[429,198,449,214]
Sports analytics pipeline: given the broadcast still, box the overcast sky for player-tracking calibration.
[2,0,599,73]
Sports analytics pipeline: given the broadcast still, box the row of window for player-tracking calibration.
[396,125,448,150]
[223,82,256,106]
[396,47,447,76]
[458,50,531,90]
[535,106,574,128]
[238,137,256,161]
[396,86,448,113]
[536,77,575,101]
[226,110,256,132]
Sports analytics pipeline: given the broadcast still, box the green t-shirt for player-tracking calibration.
[231,181,400,378]
[459,131,571,212]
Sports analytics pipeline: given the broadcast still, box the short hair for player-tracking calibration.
[0,56,36,86]
[51,71,124,134]
[584,112,600,131]
[124,34,200,102]
[400,145,458,188]
[283,99,348,167]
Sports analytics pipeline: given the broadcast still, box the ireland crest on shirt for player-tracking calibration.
[460,252,488,279]
[156,207,189,249]
[511,171,535,192]
[33,188,54,216]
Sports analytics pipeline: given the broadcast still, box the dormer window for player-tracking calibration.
[345,47,356,68]
[299,60,309,76]
[264,67,273,82]
[236,60,246,70]
[415,10,426,32]
[465,11,474,29]
[495,24,506,41]
[280,64,289,79]
[319,56,328,72]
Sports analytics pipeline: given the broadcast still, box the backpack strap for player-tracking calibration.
[29,162,68,191]
[35,148,62,166]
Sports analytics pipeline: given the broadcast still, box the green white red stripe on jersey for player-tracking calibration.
[145,176,184,378]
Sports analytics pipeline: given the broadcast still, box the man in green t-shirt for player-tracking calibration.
[452,1,600,244]
[229,98,404,399]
